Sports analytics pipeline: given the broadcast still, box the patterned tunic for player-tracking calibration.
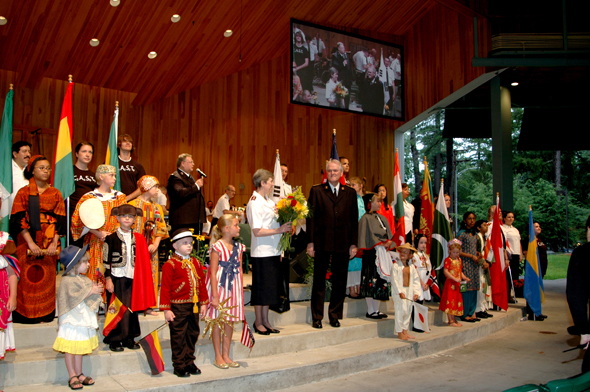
[130,198,169,302]
[459,231,479,291]
[71,189,126,299]
[205,241,245,322]
[439,257,464,316]
[9,186,66,321]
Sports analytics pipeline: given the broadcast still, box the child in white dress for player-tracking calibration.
[53,245,103,390]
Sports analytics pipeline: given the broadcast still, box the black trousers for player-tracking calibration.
[311,251,349,321]
[169,303,201,370]
[105,276,140,344]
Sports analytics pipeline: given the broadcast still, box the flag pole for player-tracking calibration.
[66,75,73,250]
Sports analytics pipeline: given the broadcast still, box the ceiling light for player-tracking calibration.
[511,82,519,86]
[0,16,7,25]
[224,29,233,38]
[90,38,100,47]
[171,14,181,23]
[148,51,157,59]
[110,0,120,7]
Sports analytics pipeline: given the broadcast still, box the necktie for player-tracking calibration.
[333,187,337,196]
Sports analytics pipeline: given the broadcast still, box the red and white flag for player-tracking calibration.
[489,194,508,311]
[391,149,406,247]
[240,320,255,353]
[426,269,440,297]
[412,302,430,332]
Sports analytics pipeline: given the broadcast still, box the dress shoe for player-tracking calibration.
[174,368,190,377]
[476,312,488,319]
[187,364,201,375]
[253,324,271,335]
[213,362,229,369]
[109,343,124,352]
[312,320,323,329]
[329,319,340,328]
[264,325,280,334]
[528,314,545,321]
[366,312,381,319]
[483,311,493,318]
[377,312,388,319]
[126,340,141,350]
[228,361,240,368]
[412,327,424,333]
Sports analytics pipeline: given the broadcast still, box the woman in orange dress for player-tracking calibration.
[130,175,169,311]
[10,155,66,324]
[71,165,126,299]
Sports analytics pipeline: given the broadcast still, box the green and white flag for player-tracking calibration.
[431,182,452,274]
[0,88,14,232]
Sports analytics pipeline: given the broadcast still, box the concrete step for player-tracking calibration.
[2,299,443,388]
[2,304,524,392]
[13,296,398,350]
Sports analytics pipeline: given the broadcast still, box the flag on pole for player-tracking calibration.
[431,181,452,292]
[240,320,255,352]
[488,194,508,311]
[138,328,165,375]
[419,158,434,254]
[51,78,75,200]
[426,269,440,297]
[412,301,430,332]
[321,130,346,185]
[524,207,544,317]
[272,149,283,203]
[105,104,121,191]
[0,87,14,232]
[102,294,128,336]
[391,148,405,247]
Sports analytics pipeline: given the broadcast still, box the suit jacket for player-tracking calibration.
[167,169,205,227]
[331,52,353,88]
[361,77,385,115]
[306,183,358,252]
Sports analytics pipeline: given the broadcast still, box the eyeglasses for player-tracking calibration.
[35,166,52,172]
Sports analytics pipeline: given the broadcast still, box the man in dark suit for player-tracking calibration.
[361,65,385,115]
[331,42,354,109]
[307,159,358,328]
[167,153,206,235]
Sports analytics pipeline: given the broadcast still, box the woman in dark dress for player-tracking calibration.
[457,211,479,322]
[69,142,96,246]
[359,194,394,319]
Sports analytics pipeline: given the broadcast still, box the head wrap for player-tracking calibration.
[137,175,159,193]
[96,164,116,175]
[26,155,47,234]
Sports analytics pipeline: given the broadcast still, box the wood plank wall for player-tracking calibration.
[0,3,487,208]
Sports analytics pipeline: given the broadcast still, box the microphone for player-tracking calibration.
[196,168,208,178]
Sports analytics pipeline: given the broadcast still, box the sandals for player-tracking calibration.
[68,376,82,390]
[77,373,95,385]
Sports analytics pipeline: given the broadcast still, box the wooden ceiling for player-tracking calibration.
[0,0,477,105]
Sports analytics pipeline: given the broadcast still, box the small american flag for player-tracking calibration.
[240,321,255,353]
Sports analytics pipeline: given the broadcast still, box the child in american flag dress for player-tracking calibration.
[206,214,245,369]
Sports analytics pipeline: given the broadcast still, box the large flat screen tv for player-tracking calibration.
[291,19,404,120]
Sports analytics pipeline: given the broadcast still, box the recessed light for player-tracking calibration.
[171,14,181,23]
[90,38,100,47]
[0,16,7,26]
[110,0,120,7]
[224,29,233,38]
[511,82,519,86]
[148,51,157,59]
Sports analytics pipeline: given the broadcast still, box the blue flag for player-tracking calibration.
[524,208,544,316]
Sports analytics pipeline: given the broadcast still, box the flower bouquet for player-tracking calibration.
[276,187,312,252]
[334,82,349,98]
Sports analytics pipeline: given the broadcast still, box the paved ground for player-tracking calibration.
[280,279,582,392]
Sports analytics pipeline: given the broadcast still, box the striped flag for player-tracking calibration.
[51,80,75,200]
[138,328,165,375]
[489,194,508,311]
[272,150,283,203]
[0,87,14,232]
[240,320,255,352]
[419,159,434,254]
[391,149,405,246]
[103,294,128,336]
[524,207,544,316]
[378,48,390,106]
[321,130,346,185]
[105,104,121,191]
[426,269,440,297]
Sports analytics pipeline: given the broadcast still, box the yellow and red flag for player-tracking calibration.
[51,79,75,199]
[103,294,128,336]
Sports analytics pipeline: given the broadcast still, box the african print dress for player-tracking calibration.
[205,240,245,321]
[130,198,169,303]
[439,257,464,316]
[71,189,126,300]
[9,186,66,323]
